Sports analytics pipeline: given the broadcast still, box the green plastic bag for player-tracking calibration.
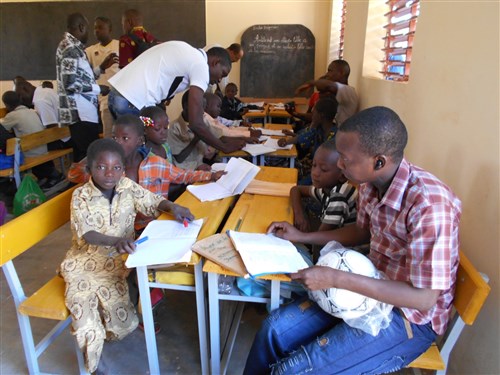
[13,174,47,216]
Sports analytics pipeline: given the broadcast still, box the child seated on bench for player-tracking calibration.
[0,91,64,189]
[59,138,194,374]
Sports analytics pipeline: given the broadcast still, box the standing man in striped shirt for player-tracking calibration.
[247,106,462,374]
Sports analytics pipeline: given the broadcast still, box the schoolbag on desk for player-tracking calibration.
[128,32,160,57]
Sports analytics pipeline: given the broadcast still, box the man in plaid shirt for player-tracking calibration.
[246,106,462,374]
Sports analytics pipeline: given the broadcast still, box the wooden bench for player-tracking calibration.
[0,126,72,187]
[0,185,88,374]
[407,251,490,374]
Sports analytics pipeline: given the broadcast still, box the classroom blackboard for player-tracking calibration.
[0,1,205,80]
[240,24,315,98]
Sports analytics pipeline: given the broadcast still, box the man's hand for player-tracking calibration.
[114,238,136,255]
[267,221,304,242]
[222,139,245,153]
[100,53,119,71]
[290,266,337,291]
[171,204,195,223]
[249,129,262,138]
[211,170,227,181]
[295,82,314,96]
[99,85,110,96]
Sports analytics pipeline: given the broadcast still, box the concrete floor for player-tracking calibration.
[0,221,265,375]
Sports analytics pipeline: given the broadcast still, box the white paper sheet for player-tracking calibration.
[227,230,309,277]
[260,128,291,136]
[125,219,203,268]
[263,138,294,150]
[242,144,276,156]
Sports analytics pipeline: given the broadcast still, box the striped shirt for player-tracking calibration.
[310,181,357,228]
[357,159,462,335]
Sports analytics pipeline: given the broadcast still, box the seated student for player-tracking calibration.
[41,81,54,89]
[220,82,263,120]
[204,93,261,143]
[139,106,172,163]
[168,91,242,170]
[68,114,224,230]
[0,91,65,190]
[245,106,462,375]
[278,97,338,185]
[291,139,357,234]
[60,138,193,374]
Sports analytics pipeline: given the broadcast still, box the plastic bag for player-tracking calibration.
[317,240,394,336]
[13,174,47,216]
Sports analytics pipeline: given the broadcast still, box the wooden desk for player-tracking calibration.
[260,123,298,168]
[137,191,236,375]
[204,166,297,375]
[267,104,292,124]
[265,123,294,131]
[242,106,268,124]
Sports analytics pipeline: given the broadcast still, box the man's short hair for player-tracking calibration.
[67,12,87,30]
[87,138,126,168]
[339,106,407,161]
[227,43,242,54]
[331,59,351,79]
[2,91,20,108]
[207,47,231,68]
[95,16,112,30]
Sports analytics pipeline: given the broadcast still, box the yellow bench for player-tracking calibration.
[407,251,490,374]
[0,126,72,187]
[0,185,88,374]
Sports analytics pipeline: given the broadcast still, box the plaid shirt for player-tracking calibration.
[56,32,99,125]
[357,159,461,335]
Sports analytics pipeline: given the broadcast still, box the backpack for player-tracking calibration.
[128,32,159,57]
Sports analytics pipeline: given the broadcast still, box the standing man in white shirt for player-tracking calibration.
[86,16,119,138]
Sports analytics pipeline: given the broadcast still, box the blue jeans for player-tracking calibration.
[108,88,140,119]
[243,297,436,375]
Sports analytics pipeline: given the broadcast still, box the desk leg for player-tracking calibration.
[270,280,281,311]
[290,157,295,169]
[194,261,209,375]
[252,156,257,165]
[208,272,221,375]
[136,266,160,375]
[222,156,228,163]
[259,155,265,166]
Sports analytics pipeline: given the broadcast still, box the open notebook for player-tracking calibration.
[125,219,204,268]
[187,157,260,202]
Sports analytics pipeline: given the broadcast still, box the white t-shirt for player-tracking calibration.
[108,41,209,110]
[335,83,359,125]
[32,86,59,126]
[85,40,120,85]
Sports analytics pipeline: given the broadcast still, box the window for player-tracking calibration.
[328,0,347,62]
[381,0,420,81]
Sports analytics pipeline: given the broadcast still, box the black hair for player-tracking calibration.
[207,47,231,68]
[227,43,242,54]
[225,82,237,90]
[41,81,53,89]
[339,106,407,161]
[319,138,337,152]
[114,114,144,136]
[139,106,166,123]
[95,16,112,30]
[330,59,351,78]
[67,12,87,30]
[314,97,338,121]
[87,138,125,168]
[2,91,20,108]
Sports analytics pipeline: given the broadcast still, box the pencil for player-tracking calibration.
[234,205,249,232]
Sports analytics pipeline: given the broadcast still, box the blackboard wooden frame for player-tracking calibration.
[240,24,315,98]
[0,1,206,80]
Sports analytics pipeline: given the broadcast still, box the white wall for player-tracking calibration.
[343,2,499,374]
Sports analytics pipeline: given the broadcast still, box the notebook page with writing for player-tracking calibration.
[227,230,309,277]
[125,219,203,268]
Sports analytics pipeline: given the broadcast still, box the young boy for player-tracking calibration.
[220,82,263,120]
[290,139,357,233]
[60,138,193,374]
[203,93,261,143]
[247,106,462,374]
[278,97,338,185]
[0,91,64,189]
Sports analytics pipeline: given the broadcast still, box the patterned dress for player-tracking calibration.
[60,177,164,372]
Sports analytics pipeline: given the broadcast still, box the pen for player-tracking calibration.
[108,236,149,257]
